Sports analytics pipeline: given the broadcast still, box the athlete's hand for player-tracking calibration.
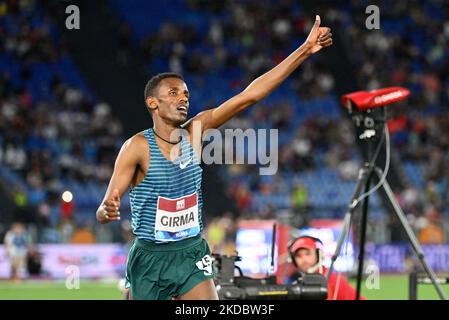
[304,15,332,55]
[97,189,121,224]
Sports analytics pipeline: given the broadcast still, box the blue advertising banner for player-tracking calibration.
[365,243,449,273]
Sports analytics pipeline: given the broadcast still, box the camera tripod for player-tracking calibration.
[326,107,447,300]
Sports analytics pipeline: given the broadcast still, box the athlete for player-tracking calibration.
[96,15,332,300]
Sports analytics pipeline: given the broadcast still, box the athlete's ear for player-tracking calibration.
[146,96,158,111]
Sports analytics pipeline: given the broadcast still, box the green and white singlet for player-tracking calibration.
[129,128,203,243]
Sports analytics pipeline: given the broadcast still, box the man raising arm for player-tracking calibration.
[97,15,332,300]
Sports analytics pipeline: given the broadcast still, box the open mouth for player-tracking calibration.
[177,105,188,113]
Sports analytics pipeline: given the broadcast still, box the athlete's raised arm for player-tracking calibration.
[189,15,332,132]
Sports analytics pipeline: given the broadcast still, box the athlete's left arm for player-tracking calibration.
[189,15,332,132]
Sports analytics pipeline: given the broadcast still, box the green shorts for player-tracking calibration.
[125,235,216,300]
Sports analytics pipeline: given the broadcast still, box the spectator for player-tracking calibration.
[418,207,445,244]
[71,223,96,244]
[26,247,42,278]
[3,222,31,280]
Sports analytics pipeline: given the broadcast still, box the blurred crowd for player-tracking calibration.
[0,1,124,241]
[138,0,335,96]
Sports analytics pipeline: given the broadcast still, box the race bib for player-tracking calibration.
[154,192,200,242]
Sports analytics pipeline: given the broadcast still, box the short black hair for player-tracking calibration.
[144,72,184,101]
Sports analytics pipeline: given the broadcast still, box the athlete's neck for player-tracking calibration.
[152,123,182,145]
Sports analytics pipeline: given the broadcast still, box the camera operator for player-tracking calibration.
[288,235,365,300]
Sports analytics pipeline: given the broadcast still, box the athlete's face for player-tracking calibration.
[294,248,318,273]
[150,77,190,126]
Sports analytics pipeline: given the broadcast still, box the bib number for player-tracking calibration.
[154,192,200,242]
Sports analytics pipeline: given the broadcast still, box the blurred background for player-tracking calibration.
[0,0,448,299]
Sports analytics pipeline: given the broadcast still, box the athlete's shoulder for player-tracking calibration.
[128,130,149,145]
[120,131,150,155]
